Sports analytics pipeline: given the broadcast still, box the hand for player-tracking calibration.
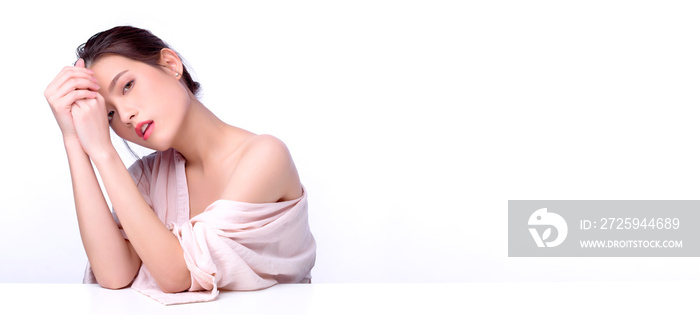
[71,93,114,158]
[44,58,100,139]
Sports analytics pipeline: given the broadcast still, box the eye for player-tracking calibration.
[107,111,115,123]
[123,80,134,94]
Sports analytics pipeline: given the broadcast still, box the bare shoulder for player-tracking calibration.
[223,134,302,203]
[242,134,292,162]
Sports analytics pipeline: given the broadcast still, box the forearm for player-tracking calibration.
[64,137,140,288]
[91,149,191,293]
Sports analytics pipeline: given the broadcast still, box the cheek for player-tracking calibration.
[112,124,134,141]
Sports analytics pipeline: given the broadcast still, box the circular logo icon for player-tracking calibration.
[528,208,568,248]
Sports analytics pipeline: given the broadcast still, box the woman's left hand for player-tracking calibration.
[71,93,114,158]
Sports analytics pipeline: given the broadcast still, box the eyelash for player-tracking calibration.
[123,80,134,94]
[108,80,134,124]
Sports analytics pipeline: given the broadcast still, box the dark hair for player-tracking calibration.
[76,25,200,96]
[76,26,199,166]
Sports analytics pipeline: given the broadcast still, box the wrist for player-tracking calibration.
[63,135,84,151]
[89,145,120,166]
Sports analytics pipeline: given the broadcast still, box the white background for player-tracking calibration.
[1,0,699,283]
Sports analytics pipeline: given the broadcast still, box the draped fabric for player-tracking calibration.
[84,149,316,305]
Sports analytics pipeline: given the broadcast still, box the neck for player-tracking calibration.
[170,98,233,169]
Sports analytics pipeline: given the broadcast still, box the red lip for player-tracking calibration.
[135,120,154,140]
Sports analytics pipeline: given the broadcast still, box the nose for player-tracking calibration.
[119,107,138,125]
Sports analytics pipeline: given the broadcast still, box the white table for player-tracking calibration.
[0,282,695,314]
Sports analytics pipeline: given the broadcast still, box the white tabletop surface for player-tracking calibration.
[0,281,695,314]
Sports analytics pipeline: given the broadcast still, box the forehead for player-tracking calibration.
[88,55,153,81]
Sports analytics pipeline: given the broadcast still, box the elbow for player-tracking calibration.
[156,272,192,294]
[158,280,191,294]
[93,261,139,290]
[97,275,133,290]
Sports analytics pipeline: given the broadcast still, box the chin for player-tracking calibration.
[141,141,171,152]
[146,137,175,152]
[117,131,173,152]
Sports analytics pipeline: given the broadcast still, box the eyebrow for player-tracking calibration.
[109,70,129,93]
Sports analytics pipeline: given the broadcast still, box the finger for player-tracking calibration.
[74,59,94,75]
[64,90,98,105]
[46,67,97,96]
[71,99,88,113]
[47,65,94,90]
[49,83,99,108]
[50,65,93,86]
[50,90,98,112]
[53,76,101,99]
[71,106,81,119]
[54,67,97,86]
[95,92,105,104]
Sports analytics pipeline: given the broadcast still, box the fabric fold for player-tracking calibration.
[83,148,316,305]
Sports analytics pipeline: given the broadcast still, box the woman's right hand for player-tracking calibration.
[44,58,101,140]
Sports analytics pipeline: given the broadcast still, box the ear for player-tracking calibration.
[159,48,183,79]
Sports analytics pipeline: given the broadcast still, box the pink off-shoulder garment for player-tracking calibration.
[83,149,316,305]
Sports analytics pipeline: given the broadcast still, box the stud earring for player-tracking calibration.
[175,72,180,77]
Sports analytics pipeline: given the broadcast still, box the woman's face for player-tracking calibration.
[89,54,190,151]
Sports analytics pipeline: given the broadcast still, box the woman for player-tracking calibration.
[44,26,316,304]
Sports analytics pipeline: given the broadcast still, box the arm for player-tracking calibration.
[89,148,192,293]
[64,137,141,289]
[46,59,190,293]
[70,97,191,293]
[45,59,140,289]
[88,135,300,292]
